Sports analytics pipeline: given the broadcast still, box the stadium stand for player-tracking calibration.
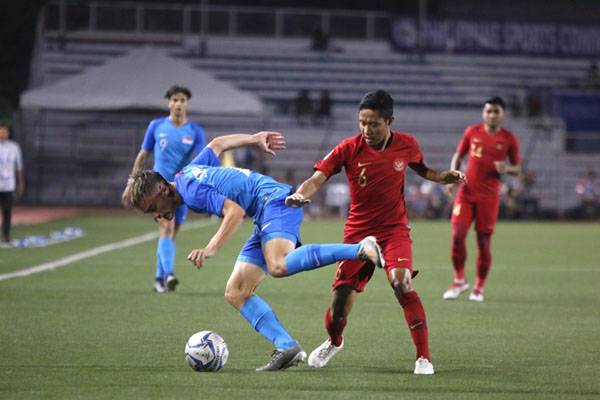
[17,2,598,214]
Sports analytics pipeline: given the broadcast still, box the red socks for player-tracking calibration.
[325,295,430,361]
[452,224,493,292]
[398,291,430,361]
[475,232,492,291]
[451,223,469,281]
[325,307,346,347]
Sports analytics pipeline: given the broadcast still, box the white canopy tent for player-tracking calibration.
[18,47,266,206]
[20,47,264,116]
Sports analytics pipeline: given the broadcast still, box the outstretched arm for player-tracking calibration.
[187,199,246,269]
[409,159,467,185]
[207,131,286,158]
[286,170,328,207]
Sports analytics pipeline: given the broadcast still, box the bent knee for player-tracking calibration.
[266,261,288,278]
[390,277,412,296]
[224,286,251,309]
[330,307,348,322]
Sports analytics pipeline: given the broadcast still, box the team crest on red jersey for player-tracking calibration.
[393,159,405,171]
[496,142,503,150]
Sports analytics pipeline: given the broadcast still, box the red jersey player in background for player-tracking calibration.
[442,97,521,302]
[286,90,466,374]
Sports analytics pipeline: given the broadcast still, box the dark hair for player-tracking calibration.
[359,90,394,119]
[0,124,12,138]
[164,85,192,100]
[485,96,505,109]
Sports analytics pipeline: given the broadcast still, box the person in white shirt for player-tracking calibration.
[0,124,24,246]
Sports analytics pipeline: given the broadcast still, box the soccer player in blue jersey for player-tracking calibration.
[122,85,206,293]
[127,131,384,371]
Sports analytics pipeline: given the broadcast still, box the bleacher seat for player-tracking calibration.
[24,33,593,210]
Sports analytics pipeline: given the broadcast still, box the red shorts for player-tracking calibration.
[332,229,413,292]
[451,192,500,233]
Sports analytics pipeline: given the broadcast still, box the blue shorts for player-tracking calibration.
[174,204,188,225]
[236,196,303,274]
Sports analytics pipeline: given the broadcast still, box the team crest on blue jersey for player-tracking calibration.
[393,159,405,171]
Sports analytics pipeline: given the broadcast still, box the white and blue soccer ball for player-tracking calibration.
[185,330,229,372]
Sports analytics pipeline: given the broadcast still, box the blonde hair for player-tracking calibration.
[128,170,167,210]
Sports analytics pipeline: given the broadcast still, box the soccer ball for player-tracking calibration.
[185,330,229,372]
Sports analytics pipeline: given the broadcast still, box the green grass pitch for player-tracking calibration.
[0,214,599,399]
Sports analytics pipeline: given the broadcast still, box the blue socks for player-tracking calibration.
[239,244,362,348]
[155,250,164,279]
[157,237,176,278]
[240,295,296,350]
[284,243,360,275]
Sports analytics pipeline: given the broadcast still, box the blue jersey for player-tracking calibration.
[141,117,206,181]
[175,147,291,224]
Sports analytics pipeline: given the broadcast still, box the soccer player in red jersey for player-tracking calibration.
[286,90,466,374]
[442,97,521,302]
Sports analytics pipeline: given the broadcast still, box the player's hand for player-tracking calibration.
[440,170,467,185]
[285,193,311,208]
[494,161,508,174]
[254,131,286,156]
[187,248,215,269]
[121,187,132,208]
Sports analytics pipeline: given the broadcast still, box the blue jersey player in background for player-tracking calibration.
[126,131,384,371]
[122,85,206,293]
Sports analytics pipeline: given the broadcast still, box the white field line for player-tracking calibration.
[0,218,216,282]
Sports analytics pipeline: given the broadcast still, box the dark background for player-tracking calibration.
[1,0,598,124]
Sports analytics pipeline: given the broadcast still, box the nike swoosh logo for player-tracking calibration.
[409,321,423,329]
[397,258,409,262]
[358,162,371,167]
[159,133,168,137]
[313,251,320,266]
[473,138,481,142]
[261,222,272,231]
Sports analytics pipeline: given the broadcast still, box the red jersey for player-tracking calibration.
[457,124,520,198]
[314,131,423,236]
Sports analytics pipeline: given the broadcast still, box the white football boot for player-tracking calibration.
[442,282,469,300]
[357,236,385,268]
[308,337,344,368]
[469,289,484,302]
[153,278,166,293]
[414,356,434,375]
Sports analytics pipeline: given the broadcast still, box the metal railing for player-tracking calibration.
[44,0,390,41]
